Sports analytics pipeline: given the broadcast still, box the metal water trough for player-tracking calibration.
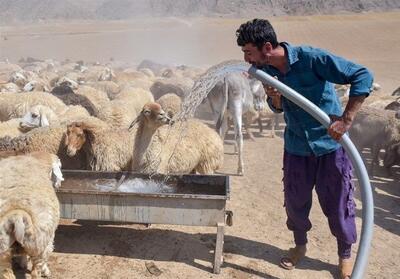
[56,170,232,274]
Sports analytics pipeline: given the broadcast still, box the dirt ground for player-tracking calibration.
[1,12,399,279]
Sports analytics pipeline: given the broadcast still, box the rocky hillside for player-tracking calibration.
[1,0,399,25]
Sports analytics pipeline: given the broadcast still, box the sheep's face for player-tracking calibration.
[383,143,400,168]
[65,124,86,157]
[20,106,50,130]
[50,155,64,188]
[142,103,171,128]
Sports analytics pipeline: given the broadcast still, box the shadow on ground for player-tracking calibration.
[54,222,337,278]
[354,149,400,236]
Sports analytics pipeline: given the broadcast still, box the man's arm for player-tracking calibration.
[328,95,366,141]
[311,49,374,140]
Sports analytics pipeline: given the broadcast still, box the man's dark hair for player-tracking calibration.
[236,19,278,49]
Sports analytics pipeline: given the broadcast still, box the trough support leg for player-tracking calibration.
[213,222,225,274]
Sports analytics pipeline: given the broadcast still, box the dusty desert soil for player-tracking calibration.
[1,12,399,279]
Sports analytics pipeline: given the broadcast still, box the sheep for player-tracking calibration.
[0,62,22,83]
[0,118,28,138]
[392,86,400,96]
[384,98,400,112]
[349,107,400,175]
[55,75,80,89]
[96,87,153,128]
[138,68,155,79]
[51,85,99,116]
[160,65,204,80]
[85,81,120,100]
[0,151,62,279]
[81,66,114,82]
[149,76,193,100]
[137,59,170,76]
[0,92,67,121]
[335,82,381,98]
[242,106,279,140]
[114,87,154,115]
[0,82,20,93]
[8,71,28,88]
[75,85,110,110]
[129,102,223,175]
[64,121,134,171]
[19,104,95,131]
[0,125,86,170]
[364,94,400,110]
[383,141,400,171]
[22,78,50,92]
[156,93,182,118]
[118,77,154,91]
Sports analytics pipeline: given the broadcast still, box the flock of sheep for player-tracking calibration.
[0,58,226,278]
[0,56,399,278]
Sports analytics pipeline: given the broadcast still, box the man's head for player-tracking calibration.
[236,19,279,67]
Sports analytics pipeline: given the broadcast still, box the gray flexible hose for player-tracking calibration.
[248,66,374,279]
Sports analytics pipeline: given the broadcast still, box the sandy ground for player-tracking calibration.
[1,12,399,279]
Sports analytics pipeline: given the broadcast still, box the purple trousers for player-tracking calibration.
[283,147,357,259]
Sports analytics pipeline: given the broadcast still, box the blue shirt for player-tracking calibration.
[263,42,374,157]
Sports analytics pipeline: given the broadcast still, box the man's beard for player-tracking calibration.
[253,53,269,69]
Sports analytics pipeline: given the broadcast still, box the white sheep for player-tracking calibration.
[129,102,223,175]
[150,76,193,100]
[22,78,50,92]
[0,82,20,93]
[85,81,120,100]
[0,152,62,278]
[75,85,110,111]
[19,104,97,131]
[156,93,182,118]
[97,87,153,128]
[0,118,28,138]
[0,92,67,121]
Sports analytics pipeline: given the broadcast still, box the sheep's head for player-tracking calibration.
[65,122,88,157]
[19,105,56,131]
[50,154,64,188]
[383,142,400,169]
[28,152,64,188]
[129,102,171,131]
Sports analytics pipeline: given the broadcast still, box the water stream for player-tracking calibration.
[176,60,251,121]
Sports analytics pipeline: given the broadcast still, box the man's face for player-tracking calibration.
[242,43,271,67]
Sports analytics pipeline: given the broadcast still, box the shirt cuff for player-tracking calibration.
[267,97,283,113]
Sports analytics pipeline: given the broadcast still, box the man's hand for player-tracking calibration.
[263,77,282,109]
[328,115,352,141]
[328,95,367,141]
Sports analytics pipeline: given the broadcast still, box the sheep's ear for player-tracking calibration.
[51,158,64,189]
[80,122,96,139]
[39,114,49,127]
[129,114,142,131]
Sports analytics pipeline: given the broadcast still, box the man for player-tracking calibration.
[236,19,373,279]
